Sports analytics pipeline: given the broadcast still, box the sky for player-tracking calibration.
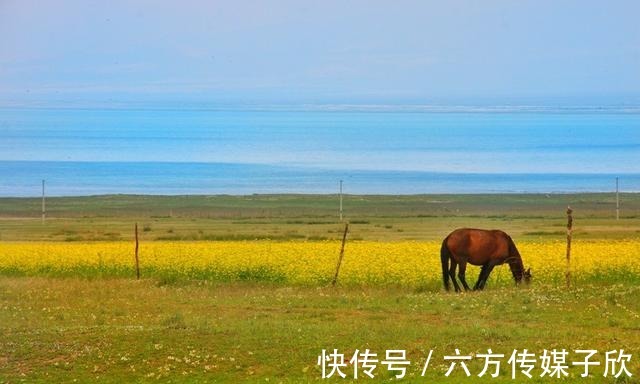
[1,0,639,107]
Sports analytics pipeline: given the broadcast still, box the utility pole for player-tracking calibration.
[339,179,343,221]
[616,177,620,220]
[41,179,46,224]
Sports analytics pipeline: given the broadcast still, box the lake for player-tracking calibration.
[1,107,639,196]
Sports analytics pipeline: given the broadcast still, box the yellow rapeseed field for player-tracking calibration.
[0,240,639,287]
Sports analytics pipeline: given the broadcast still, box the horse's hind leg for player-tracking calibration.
[448,260,461,293]
[457,261,471,291]
[474,264,488,291]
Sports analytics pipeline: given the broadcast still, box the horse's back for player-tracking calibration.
[445,228,511,264]
[446,228,509,243]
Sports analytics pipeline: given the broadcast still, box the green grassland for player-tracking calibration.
[1,194,639,383]
[0,278,638,383]
[1,193,639,242]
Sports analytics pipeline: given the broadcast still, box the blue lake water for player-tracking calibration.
[0,107,639,196]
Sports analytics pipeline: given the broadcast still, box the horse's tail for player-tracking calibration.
[440,237,451,291]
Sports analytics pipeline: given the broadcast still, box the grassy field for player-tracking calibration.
[1,278,638,383]
[1,193,640,242]
[1,194,639,383]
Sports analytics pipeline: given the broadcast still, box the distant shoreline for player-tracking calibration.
[2,161,639,197]
[1,191,639,199]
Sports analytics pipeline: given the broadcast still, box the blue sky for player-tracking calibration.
[1,0,639,107]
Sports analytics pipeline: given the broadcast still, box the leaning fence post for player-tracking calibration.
[565,206,573,288]
[134,222,140,279]
[331,223,349,286]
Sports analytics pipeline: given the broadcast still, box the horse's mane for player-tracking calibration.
[505,236,524,282]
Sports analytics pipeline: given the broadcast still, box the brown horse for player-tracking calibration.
[440,228,531,292]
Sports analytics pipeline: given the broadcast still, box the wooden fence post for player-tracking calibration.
[135,223,140,279]
[565,206,573,288]
[331,223,349,286]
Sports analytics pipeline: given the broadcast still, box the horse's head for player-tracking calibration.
[523,267,532,285]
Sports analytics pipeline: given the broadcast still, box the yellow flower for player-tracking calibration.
[0,240,638,287]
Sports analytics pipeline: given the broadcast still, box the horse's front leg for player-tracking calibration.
[477,262,497,290]
[457,261,471,291]
[474,264,488,290]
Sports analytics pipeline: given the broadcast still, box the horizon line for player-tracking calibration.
[2,103,640,114]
